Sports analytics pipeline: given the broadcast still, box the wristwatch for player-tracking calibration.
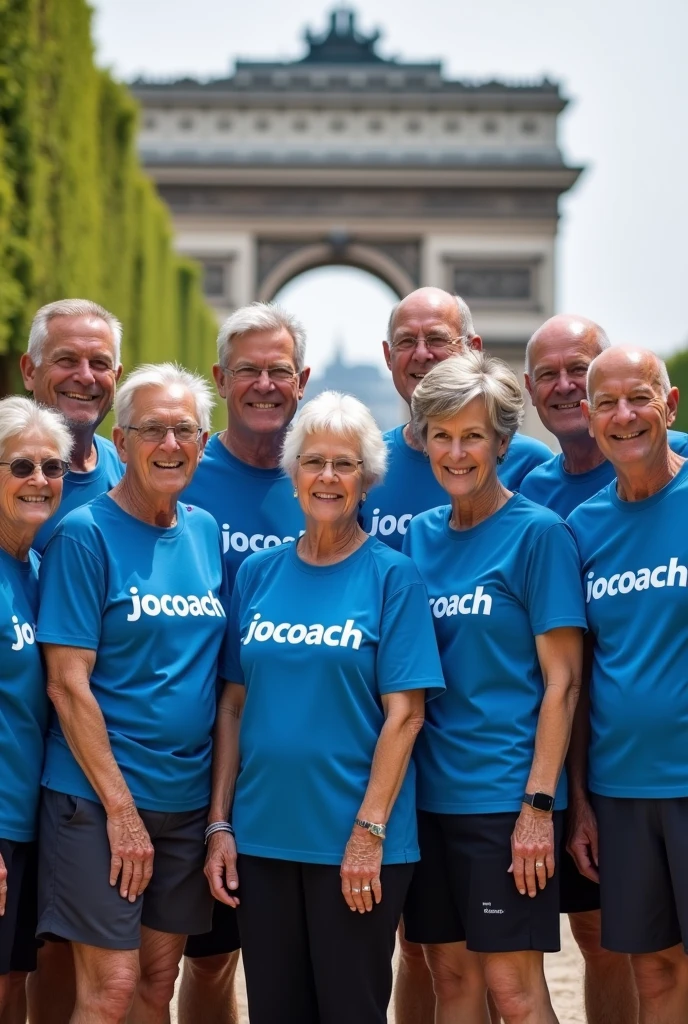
[522,792,555,813]
[354,818,387,839]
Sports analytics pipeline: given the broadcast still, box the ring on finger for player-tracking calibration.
[362,885,371,892]
[351,887,361,893]
[535,861,544,868]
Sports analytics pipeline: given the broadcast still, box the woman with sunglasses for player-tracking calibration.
[35,364,230,1024]
[0,396,71,1015]
[204,390,444,1024]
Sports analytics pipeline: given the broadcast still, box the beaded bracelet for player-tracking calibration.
[204,821,235,844]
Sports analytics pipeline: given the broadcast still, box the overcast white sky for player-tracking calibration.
[91,0,688,373]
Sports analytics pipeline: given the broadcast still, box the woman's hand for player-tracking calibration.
[566,796,599,883]
[0,852,7,916]
[205,831,240,908]
[106,804,154,902]
[509,805,555,897]
[340,827,383,913]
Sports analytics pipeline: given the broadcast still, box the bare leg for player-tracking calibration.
[128,928,185,1024]
[424,941,490,1024]
[569,911,638,1024]
[71,943,139,1024]
[178,952,239,1024]
[631,945,688,1024]
[26,941,76,1024]
[0,972,27,1024]
[481,950,557,1024]
[393,922,435,1024]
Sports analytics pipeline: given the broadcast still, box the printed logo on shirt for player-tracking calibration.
[221,524,301,555]
[243,613,362,649]
[482,902,505,915]
[10,615,36,651]
[585,557,687,603]
[127,588,226,621]
[367,508,413,539]
[429,587,492,617]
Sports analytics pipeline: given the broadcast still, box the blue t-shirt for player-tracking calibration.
[182,433,304,588]
[361,424,552,550]
[521,430,688,519]
[568,461,688,798]
[403,495,587,814]
[0,549,47,841]
[33,435,123,555]
[223,538,445,865]
[36,495,228,812]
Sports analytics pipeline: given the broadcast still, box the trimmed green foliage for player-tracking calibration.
[667,349,688,433]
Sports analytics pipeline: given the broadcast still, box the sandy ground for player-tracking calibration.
[171,916,585,1023]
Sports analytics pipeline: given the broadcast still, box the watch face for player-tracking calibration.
[369,824,385,838]
[531,792,554,812]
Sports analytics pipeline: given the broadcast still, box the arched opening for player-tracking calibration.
[274,265,405,432]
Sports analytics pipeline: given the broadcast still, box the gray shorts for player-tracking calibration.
[37,789,213,950]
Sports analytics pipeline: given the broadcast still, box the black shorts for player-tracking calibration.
[559,806,600,915]
[404,810,563,953]
[0,839,39,975]
[184,900,241,958]
[593,793,688,954]
[37,789,213,950]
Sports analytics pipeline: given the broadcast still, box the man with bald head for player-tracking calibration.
[361,286,552,549]
[568,347,688,1024]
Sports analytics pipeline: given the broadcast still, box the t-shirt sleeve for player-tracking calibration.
[376,581,445,699]
[36,535,107,649]
[218,573,245,684]
[523,523,587,635]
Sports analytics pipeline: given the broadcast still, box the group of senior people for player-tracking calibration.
[0,288,686,1024]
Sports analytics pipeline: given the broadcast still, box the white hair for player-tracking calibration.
[387,293,475,344]
[114,363,214,432]
[28,299,122,366]
[0,396,73,462]
[217,302,307,370]
[412,350,524,441]
[281,391,387,487]
[586,349,671,404]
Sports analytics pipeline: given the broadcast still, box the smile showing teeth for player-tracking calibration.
[251,402,277,409]
[313,492,340,500]
[410,373,426,379]
[61,392,96,402]
[554,401,580,410]
[153,461,183,468]
[19,496,48,502]
[445,467,472,476]
[612,431,642,440]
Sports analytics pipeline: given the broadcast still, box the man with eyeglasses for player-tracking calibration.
[179,301,310,1024]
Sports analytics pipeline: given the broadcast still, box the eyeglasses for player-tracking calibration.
[0,458,69,479]
[297,455,363,475]
[391,335,468,353]
[222,366,298,383]
[124,423,203,444]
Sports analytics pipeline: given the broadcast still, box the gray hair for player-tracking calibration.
[386,294,475,345]
[412,350,524,441]
[281,391,387,487]
[115,363,214,433]
[586,350,671,404]
[0,396,73,462]
[28,299,122,366]
[217,302,307,371]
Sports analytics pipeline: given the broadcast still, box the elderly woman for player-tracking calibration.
[205,390,444,1024]
[0,397,70,1016]
[402,351,586,1024]
[35,363,226,1024]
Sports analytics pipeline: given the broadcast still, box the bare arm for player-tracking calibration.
[204,681,245,908]
[565,634,599,881]
[341,688,425,913]
[43,643,154,901]
[510,626,583,897]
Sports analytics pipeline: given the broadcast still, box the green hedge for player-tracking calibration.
[667,349,688,432]
[0,0,218,406]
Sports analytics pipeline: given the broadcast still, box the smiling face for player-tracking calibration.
[425,397,508,501]
[213,327,309,438]
[113,384,208,499]
[295,430,365,527]
[0,429,64,533]
[525,321,604,442]
[584,348,678,470]
[20,315,121,433]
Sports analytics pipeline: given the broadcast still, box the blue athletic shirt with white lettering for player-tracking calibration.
[521,429,688,519]
[360,425,552,550]
[568,460,688,798]
[182,433,304,589]
[32,435,123,555]
[222,537,445,865]
[36,494,228,812]
[0,548,48,841]
[403,494,587,814]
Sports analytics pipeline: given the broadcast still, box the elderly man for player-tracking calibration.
[568,347,688,1024]
[178,301,309,1024]
[13,299,123,1024]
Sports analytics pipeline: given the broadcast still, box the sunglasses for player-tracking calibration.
[0,458,70,480]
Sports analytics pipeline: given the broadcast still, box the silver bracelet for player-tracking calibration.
[204,821,234,844]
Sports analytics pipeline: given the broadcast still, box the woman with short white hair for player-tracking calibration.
[0,396,70,1014]
[205,390,444,1024]
[401,351,586,1024]
[36,363,229,1024]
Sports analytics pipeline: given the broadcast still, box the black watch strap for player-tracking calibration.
[523,791,554,812]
